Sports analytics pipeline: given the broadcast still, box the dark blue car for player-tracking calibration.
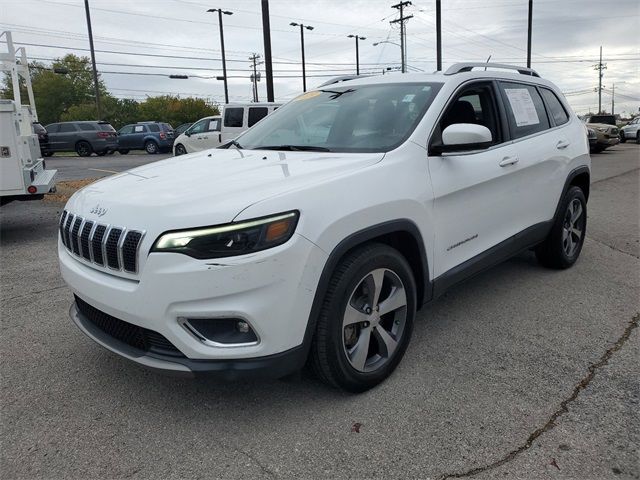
[117,122,174,154]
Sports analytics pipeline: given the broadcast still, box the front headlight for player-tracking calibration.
[596,127,607,132]
[151,211,299,259]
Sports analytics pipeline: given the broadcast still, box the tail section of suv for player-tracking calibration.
[45,121,118,156]
[584,114,619,152]
[117,121,174,154]
[59,63,590,391]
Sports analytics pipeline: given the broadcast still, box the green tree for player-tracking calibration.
[61,97,140,130]
[138,95,219,128]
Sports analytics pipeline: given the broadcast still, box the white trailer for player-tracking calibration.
[1,31,57,206]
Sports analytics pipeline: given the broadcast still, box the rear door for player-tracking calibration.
[428,81,521,277]
[131,124,147,148]
[497,81,564,228]
[221,107,245,143]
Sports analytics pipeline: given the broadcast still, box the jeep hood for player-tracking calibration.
[66,148,383,229]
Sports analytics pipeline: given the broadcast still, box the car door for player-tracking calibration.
[428,81,521,278]
[117,125,135,149]
[497,81,564,230]
[201,117,221,148]
[182,118,209,152]
[45,123,61,151]
[221,107,245,143]
[57,123,78,150]
[131,124,147,149]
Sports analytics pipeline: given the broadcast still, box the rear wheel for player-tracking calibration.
[145,140,159,154]
[96,150,107,157]
[118,149,129,155]
[43,151,54,157]
[310,243,416,392]
[75,141,92,157]
[536,186,587,269]
[174,143,187,156]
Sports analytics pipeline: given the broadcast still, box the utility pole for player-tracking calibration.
[207,8,233,104]
[390,1,413,74]
[83,0,101,119]
[435,0,442,71]
[526,0,533,68]
[249,53,261,102]
[611,83,615,116]
[347,35,366,75]
[261,0,274,102]
[594,46,607,114]
[290,22,314,92]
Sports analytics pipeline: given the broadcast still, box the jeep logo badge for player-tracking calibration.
[90,205,108,217]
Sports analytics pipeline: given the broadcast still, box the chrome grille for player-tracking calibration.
[60,210,144,274]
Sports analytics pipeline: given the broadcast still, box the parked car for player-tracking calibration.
[117,121,174,154]
[59,63,590,391]
[587,127,598,151]
[619,116,640,143]
[32,122,50,157]
[173,122,193,141]
[45,121,118,156]
[583,114,619,153]
[173,103,280,155]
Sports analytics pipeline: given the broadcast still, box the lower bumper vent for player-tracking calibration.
[75,296,185,358]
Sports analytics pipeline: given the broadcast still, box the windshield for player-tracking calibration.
[587,115,616,126]
[235,82,442,153]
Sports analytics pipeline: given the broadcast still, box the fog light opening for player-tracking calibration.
[179,317,259,346]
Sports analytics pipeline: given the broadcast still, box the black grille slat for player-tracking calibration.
[71,217,82,254]
[64,213,74,249]
[80,221,94,260]
[92,225,107,265]
[105,228,123,269]
[122,231,142,272]
[59,211,68,245]
[75,296,184,358]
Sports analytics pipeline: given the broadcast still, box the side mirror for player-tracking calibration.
[432,123,493,155]
[184,130,191,137]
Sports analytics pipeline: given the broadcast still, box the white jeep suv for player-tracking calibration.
[58,63,590,392]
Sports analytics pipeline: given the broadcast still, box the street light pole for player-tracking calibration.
[207,8,233,104]
[347,35,366,75]
[83,0,101,119]
[290,22,314,92]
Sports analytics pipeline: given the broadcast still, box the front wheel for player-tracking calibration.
[118,149,129,155]
[536,186,587,269]
[310,243,416,392]
[636,131,640,144]
[619,132,626,143]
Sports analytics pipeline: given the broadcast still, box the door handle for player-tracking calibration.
[556,140,570,149]
[499,156,519,167]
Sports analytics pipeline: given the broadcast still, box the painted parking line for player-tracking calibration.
[88,168,121,174]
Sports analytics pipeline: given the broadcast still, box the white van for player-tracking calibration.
[173,102,281,155]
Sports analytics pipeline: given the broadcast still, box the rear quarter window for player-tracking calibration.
[77,123,97,131]
[147,124,160,132]
[99,123,116,131]
[540,88,569,126]
[499,82,550,139]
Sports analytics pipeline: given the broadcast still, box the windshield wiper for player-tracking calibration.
[229,140,243,149]
[251,145,331,152]
[319,88,355,99]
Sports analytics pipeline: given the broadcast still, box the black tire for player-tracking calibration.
[174,143,187,156]
[43,151,54,157]
[119,149,129,155]
[591,145,604,153]
[636,131,640,144]
[96,150,107,157]
[619,132,626,143]
[310,243,416,392]
[145,140,159,154]
[535,186,587,269]
[75,141,93,157]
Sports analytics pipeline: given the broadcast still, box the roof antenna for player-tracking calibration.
[484,55,492,71]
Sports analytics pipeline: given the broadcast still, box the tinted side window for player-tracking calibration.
[499,82,550,139]
[58,123,77,133]
[224,108,244,128]
[77,123,97,131]
[46,124,59,133]
[189,119,208,134]
[119,125,134,134]
[248,107,268,127]
[147,124,160,132]
[540,88,569,126]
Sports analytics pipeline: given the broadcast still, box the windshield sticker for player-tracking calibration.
[402,94,416,103]
[505,88,540,127]
[293,91,322,102]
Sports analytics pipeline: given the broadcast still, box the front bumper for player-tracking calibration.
[59,233,327,376]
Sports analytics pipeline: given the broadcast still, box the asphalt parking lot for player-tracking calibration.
[1,144,638,479]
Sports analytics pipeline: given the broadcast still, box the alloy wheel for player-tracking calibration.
[342,268,408,373]
[562,198,584,257]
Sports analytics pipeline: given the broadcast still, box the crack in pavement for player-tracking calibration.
[586,236,640,260]
[234,447,279,479]
[438,312,640,480]
[591,166,639,186]
[1,284,68,302]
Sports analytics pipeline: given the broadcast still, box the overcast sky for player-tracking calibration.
[1,0,639,115]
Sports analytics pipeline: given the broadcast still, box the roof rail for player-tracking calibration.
[316,74,372,88]
[444,62,540,78]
